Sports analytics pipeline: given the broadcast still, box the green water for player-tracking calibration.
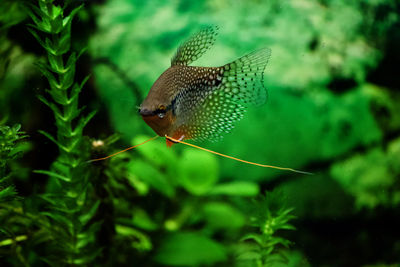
[1,0,399,266]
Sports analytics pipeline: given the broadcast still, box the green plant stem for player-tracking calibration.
[28,0,100,264]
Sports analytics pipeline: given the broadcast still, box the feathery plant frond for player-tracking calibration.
[0,124,28,265]
[237,191,296,266]
[27,0,100,264]
[0,124,27,201]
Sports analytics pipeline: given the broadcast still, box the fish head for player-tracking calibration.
[139,67,178,136]
[140,108,176,137]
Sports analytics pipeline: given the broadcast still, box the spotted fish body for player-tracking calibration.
[139,26,271,146]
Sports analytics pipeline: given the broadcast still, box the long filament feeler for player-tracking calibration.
[87,135,159,163]
[165,135,313,175]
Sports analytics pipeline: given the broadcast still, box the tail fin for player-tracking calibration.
[220,48,271,106]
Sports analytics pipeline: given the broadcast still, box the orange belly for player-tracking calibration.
[166,128,189,147]
[141,111,192,147]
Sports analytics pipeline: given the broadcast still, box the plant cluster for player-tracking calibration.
[0,124,27,203]
[2,0,399,265]
[0,1,298,266]
[99,135,298,266]
[0,124,28,264]
[25,0,99,264]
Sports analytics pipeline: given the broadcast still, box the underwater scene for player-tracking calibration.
[1,0,400,266]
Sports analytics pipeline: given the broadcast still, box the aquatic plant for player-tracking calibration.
[98,135,297,266]
[26,0,100,264]
[1,0,398,266]
[0,124,28,264]
[1,1,297,265]
[0,124,26,202]
[0,0,28,123]
[236,191,296,266]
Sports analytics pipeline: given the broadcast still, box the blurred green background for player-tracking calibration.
[1,0,400,266]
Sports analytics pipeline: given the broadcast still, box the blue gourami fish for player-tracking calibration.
[139,26,271,147]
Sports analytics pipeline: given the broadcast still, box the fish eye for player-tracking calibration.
[156,105,166,118]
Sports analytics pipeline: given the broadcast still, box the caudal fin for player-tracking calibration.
[220,48,271,106]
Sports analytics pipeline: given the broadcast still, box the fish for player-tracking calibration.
[89,27,311,174]
[139,26,271,147]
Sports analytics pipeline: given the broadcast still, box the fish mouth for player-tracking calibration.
[139,108,155,116]
[139,104,173,116]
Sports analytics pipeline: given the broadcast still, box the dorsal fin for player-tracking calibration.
[171,26,219,66]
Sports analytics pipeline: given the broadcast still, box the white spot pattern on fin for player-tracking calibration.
[171,26,219,66]
[220,48,271,106]
[173,48,271,142]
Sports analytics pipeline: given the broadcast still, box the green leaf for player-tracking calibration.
[39,196,80,214]
[49,13,63,34]
[64,52,77,72]
[26,3,51,32]
[38,130,68,152]
[178,149,218,195]
[55,119,73,139]
[241,233,263,245]
[44,37,57,55]
[56,28,71,55]
[62,4,83,28]
[34,170,71,182]
[37,95,62,118]
[61,98,81,124]
[0,185,17,201]
[36,61,60,90]
[0,173,11,184]
[70,75,90,101]
[132,208,159,231]
[132,135,177,169]
[25,6,44,28]
[47,88,68,105]
[77,47,88,59]
[60,57,75,89]
[48,4,63,20]
[155,232,227,266]
[12,124,21,132]
[208,181,260,196]
[71,248,103,265]
[236,251,261,264]
[41,212,74,233]
[72,110,96,137]
[202,202,245,230]
[115,224,152,251]
[48,53,63,73]
[127,159,175,198]
[79,200,100,225]
[27,27,48,50]
[76,222,101,249]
